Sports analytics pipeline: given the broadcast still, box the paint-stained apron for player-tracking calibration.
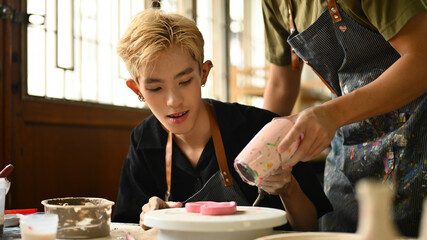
[287,0,426,236]
[164,102,250,206]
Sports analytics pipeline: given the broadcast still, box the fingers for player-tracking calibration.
[284,127,331,168]
[139,197,165,230]
[140,207,151,230]
[288,131,318,164]
[139,213,151,230]
[260,173,289,187]
[258,168,293,195]
[142,197,163,213]
[279,131,305,168]
[139,197,183,230]
[167,201,183,208]
[278,124,302,155]
[278,108,336,168]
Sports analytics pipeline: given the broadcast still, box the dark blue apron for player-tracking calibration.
[287,0,426,236]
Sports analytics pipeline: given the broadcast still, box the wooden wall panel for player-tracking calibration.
[1,0,23,210]
[8,99,150,212]
[12,122,131,210]
[0,0,4,171]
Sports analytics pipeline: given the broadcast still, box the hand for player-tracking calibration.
[139,196,182,230]
[257,165,293,196]
[277,105,339,168]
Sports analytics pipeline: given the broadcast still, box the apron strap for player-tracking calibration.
[286,0,343,70]
[326,0,342,23]
[164,131,173,201]
[286,0,301,71]
[204,102,234,187]
[164,101,233,201]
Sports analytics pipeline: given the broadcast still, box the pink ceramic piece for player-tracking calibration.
[185,201,237,215]
[185,201,215,213]
[234,119,300,186]
[200,202,236,215]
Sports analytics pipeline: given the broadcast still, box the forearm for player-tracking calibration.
[322,52,427,128]
[279,175,318,231]
[263,64,301,116]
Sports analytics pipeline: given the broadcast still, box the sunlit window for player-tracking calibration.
[229,0,267,108]
[26,0,222,108]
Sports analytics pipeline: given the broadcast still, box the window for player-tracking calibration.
[26,0,226,108]
[229,0,268,108]
[227,0,330,110]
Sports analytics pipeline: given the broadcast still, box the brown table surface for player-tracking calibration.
[2,223,418,240]
[1,223,157,240]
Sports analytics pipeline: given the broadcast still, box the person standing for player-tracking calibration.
[262,0,427,237]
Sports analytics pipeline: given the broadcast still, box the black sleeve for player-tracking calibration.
[292,162,333,218]
[112,137,145,223]
[259,162,332,231]
[112,128,163,223]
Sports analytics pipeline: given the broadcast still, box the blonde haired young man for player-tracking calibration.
[113,8,332,231]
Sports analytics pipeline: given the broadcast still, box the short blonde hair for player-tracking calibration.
[117,9,204,82]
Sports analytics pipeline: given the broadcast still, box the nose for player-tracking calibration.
[166,88,183,108]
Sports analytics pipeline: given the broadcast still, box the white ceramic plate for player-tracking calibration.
[144,206,287,240]
[144,206,286,231]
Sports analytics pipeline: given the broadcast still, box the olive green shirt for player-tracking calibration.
[263,0,427,65]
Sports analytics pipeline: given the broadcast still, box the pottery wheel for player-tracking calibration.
[144,206,287,240]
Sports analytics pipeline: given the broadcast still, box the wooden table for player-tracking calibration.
[109,223,158,240]
[2,223,417,240]
[1,223,159,240]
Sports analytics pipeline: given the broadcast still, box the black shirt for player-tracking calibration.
[112,99,332,225]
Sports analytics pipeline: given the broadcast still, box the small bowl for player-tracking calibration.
[41,197,114,239]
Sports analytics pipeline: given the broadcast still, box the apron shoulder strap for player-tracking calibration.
[204,102,234,187]
[286,0,301,71]
[326,0,342,23]
[165,131,173,201]
[285,0,343,71]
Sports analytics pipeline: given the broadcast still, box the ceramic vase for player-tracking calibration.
[355,179,400,240]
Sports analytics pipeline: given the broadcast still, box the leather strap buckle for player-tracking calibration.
[326,0,342,23]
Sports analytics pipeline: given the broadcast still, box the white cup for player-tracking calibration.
[20,213,59,240]
[234,119,300,186]
[0,178,11,235]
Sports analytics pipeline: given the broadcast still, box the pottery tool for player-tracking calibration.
[253,188,267,206]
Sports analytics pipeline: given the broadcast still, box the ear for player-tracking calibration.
[201,60,213,86]
[126,79,141,96]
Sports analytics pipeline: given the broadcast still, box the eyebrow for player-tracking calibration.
[175,67,194,79]
[143,67,194,84]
